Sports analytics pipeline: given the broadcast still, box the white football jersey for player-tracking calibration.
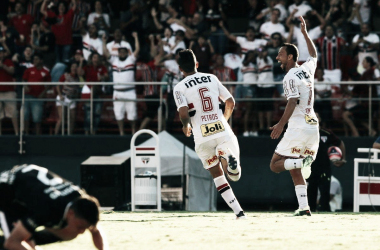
[173,72,234,145]
[283,56,319,129]
[109,54,136,89]
[82,33,103,61]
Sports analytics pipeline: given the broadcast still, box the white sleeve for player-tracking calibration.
[330,181,340,195]
[216,76,233,102]
[283,78,300,100]
[259,23,265,34]
[236,36,245,45]
[302,57,317,75]
[375,69,380,78]
[352,34,359,43]
[97,40,103,55]
[354,0,361,4]
[106,42,112,53]
[173,86,188,111]
[87,13,95,26]
[104,14,110,27]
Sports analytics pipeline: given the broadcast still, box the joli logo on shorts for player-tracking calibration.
[201,121,225,137]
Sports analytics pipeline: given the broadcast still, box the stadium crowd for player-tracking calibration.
[0,0,379,136]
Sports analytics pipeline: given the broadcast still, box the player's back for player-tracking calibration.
[174,72,234,145]
[283,56,319,129]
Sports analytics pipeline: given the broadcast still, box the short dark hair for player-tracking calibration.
[246,26,255,33]
[33,53,43,61]
[282,43,299,62]
[178,49,196,73]
[175,30,185,37]
[364,56,376,67]
[70,195,100,226]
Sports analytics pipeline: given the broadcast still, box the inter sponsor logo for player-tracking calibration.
[201,121,225,137]
[207,155,218,166]
[303,148,315,156]
[291,147,302,154]
[184,76,212,88]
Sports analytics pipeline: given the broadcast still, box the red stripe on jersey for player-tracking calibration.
[136,147,155,150]
[217,183,229,191]
[327,41,332,70]
[188,103,194,109]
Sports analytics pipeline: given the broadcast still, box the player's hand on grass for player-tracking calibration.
[270,123,283,139]
[182,124,192,137]
[333,159,346,167]
[299,16,307,34]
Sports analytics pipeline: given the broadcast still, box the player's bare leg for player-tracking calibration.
[270,153,312,216]
[208,162,245,219]
[117,120,124,135]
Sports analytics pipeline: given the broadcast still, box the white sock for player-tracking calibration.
[284,159,303,170]
[214,175,242,215]
[295,185,308,209]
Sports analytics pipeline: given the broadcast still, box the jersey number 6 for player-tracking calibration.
[198,87,213,112]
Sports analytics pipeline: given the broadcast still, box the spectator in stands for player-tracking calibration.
[71,0,91,33]
[224,44,243,80]
[87,0,110,36]
[324,0,346,29]
[103,32,140,135]
[342,56,378,137]
[189,36,214,73]
[0,45,18,135]
[23,54,51,135]
[201,0,227,54]
[0,15,20,56]
[212,54,237,82]
[40,0,76,63]
[30,19,56,69]
[220,22,267,56]
[256,47,275,132]
[350,23,379,74]
[259,8,286,40]
[80,22,103,61]
[9,1,34,50]
[248,0,264,30]
[286,11,325,63]
[154,49,182,131]
[27,0,43,20]
[151,4,186,33]
[373,136,380,149]
[184,12,207,40]
[266,32,284,95]
[79,52,108,135]
[12,45,33,82]
[288,0,313,20]
[348,0,371,33]
[314,68,333,128]
[316,24,346,83]
[237,50,258,137]
[106,29,132,60]
[256,0,288,23]
[55,61,80,135]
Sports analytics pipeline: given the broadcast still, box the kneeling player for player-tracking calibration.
[0,164,107,250]
[173,49,245,219]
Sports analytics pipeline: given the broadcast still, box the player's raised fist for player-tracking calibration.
[299,16,307,34]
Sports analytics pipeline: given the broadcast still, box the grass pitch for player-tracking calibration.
[44,211,380,250]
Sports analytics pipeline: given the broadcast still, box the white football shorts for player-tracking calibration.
[113,90,137,121]
[275,128,319,160]
[195,135,240,170]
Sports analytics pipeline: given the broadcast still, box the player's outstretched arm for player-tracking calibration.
[270,97,298,139]
[90,225,109,250]
[4,221,34,250]
[299,16,317,58]
[224,97,235,121]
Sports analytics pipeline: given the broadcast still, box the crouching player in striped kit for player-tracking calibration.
[173,49,245,219]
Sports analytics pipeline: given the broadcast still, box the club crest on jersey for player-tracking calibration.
[303,148,315,156]
[142,157,150,164]
[201,121,225,137]
[305,115,318,125]
[291,147,302,154]
[207,155,218,166]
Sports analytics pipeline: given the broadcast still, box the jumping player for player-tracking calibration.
[173,49,245,219]
[0,164,107,250]
[269,16,319,216]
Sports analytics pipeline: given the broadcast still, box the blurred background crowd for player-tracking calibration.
[0,0,379,136]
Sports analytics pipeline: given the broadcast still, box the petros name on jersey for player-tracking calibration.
[201,113,218,122]
[184,76,212,88]
[201,121,225,137]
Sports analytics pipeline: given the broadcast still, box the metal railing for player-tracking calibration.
[0,81,379,154]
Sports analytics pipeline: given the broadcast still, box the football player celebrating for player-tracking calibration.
[269,16,319,216]
[173,49,245,219]
[0,164,108,250]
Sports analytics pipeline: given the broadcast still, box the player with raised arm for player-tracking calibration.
[269,16,319,216]
[0,164,108,250]
[173,49,245,219]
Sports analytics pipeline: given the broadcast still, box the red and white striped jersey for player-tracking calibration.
[236,37,267,54]
[109,54,136,89]
[257,56,274,87]
[212,67,236,82]
[136,62,158,96]
[316,36,345,70]
[82,33,103,60]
